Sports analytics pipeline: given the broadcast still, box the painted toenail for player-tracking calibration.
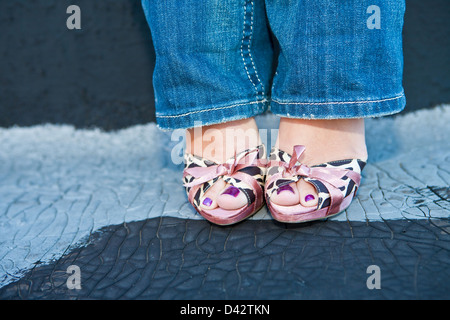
[305,194,315,202]
[222,186,240,197]
[277,185,295,195]
[202,197,213,207]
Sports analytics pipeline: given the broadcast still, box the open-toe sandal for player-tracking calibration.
[265,145,366,223]
[183,145,267,225]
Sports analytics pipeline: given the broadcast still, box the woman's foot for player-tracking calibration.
[269,118,368,208]
[185,118,262,211]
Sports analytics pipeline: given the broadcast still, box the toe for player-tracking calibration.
[297,179,319,207]
[216,184,248,210]
[270,182,300,206]
[199,179,226,210]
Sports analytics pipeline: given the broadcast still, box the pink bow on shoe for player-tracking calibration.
[183,148,264,188]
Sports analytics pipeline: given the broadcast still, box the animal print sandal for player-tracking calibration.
[265,145,366,223]
[183,145,266,225]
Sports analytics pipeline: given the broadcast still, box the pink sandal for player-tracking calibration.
[265,145,366,223]
[183,145,266,225]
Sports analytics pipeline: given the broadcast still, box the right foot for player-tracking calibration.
[185,118,263,211]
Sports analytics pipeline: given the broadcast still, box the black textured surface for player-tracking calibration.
[1,217,448,300]
[0,0,449,130]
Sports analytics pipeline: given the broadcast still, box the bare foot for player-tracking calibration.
[270,118,368,208]
[185,118,262,210]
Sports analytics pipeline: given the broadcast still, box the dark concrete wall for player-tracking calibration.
[1,0,156,130]
[0,0,449,130]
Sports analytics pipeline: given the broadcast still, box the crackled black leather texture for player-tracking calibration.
[1,218,449,300]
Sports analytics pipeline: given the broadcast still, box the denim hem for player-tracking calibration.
[156,98,269,130]
[270,92,406,119]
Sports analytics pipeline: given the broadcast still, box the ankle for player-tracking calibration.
[276,118,368,165]
[186,118,261,163]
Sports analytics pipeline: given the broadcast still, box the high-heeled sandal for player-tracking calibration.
[265,145,366,223]
[183,145,267,225]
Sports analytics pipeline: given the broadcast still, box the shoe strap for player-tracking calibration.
[183,145,266,208]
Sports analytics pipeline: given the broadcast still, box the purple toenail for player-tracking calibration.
[277,185,295,195]
[305,194,315,202]
[222,186,240,197]
[202,197,213,207]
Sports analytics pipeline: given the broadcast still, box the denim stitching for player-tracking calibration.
[271,92,404,106]
[271,70,279,96]
[240,0,264,98]
[248,1,265,94]
[156,99,268,119]
[240,1,257,94]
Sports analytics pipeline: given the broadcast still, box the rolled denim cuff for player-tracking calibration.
[270,91,406,119]
[155,98,269,130]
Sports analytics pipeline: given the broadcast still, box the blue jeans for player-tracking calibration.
[142,0,406,130]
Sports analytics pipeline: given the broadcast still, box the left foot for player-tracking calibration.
[269,118,368,208]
